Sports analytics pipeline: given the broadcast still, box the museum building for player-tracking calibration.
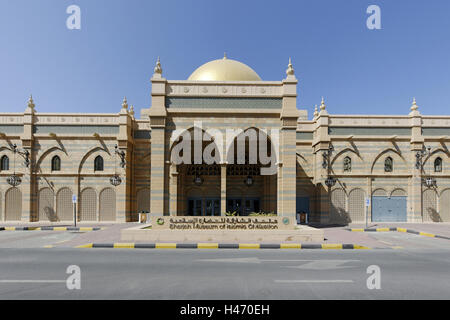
[0,56,449,224]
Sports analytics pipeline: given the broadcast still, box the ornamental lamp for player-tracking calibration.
[7,174,21,187]
[110,175,122,186]
[422,177,436,188]
[244,175,254,187]
[193,174,203,186]
[325,176,337,188]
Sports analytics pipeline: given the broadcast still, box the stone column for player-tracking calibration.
[312,98,331,224]
[409,99,424,222]
[115,97,133,222]
[220,163,227,215]
[149,58,168,217]
[21,96,35,222]
[169,162,178,216]
[277,59,299,219]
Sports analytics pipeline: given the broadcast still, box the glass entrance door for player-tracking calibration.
[227,198,242,215]
[227,198,260,216]
[188,198,203,216]
[205,198,220,216]
[188,198,220,216]
[244,198,260,215]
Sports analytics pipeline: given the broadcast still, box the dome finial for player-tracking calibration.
[223,52,227,60]
[129,105,135,118]
[411,97,418,111]
[320,97,326,111]
[154,56,162,74]
[313,104,319,118]
[122,96,128,109]
[27,94,35,109]
[286,57,295,76]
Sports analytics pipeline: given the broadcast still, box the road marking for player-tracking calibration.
[274,280,354,283]
[0,280,65,283]
[283,260,360,270]
[197,258,361,269]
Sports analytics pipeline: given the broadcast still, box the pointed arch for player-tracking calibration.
[56,187,73,221]
[78,146,109,174]
[38,187,56,222]
[330,148,361,168]
[79,188,97,221]
[0,155,9,171]
[348,188,365,222]
[36,146,65,170]
[51,155,61,171]
[94,155,104,171]
[99,188,116,221]
[5,187,22,221]
[423,148,450,166]
[370,148,404,173]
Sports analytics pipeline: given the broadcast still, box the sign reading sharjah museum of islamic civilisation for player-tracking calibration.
[150,217,295,231]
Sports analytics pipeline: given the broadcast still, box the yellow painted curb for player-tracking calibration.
[280,243,301,249]
[396,227,407,233]
[53,227,68,231]
[79,227,94,231]
[351,228,365,232]
[4,227,15,231]
[113,243,135,248]
[198,243,219,249]
[353,245,371,249]
[419,232,435,238]
[375,228,390,232]
[321,244,343,249]
[239,243,260,249]
[155,243,177,249]
[76,243,93,248]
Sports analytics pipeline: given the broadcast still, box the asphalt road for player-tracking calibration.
[0,247,450,300]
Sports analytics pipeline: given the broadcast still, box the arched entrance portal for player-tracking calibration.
[170,127,278,216]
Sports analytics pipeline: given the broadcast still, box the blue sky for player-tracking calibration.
[0,0,449,118]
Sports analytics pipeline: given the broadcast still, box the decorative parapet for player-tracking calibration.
[166,80,283,98]
[0,113,24,125]
[34,113,119,125]
[328,115,410,127]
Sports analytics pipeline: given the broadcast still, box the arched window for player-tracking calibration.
[343,156,352,172]
[384,157,393,172]
[94,155,104,171]
[1,155,9,171]
[51,155,61,171]
[434,157,442,173]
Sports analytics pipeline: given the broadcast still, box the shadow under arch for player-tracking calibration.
[78,146,110,174]
[330,148,362,168]
[36,146,68,171]
[370,148,405,173]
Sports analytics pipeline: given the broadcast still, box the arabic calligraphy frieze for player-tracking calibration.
[150,216,294,231]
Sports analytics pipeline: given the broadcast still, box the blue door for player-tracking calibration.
[372,196,407,222]
[296,197,310,223]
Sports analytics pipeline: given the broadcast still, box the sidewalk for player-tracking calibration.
[347,222,450,238]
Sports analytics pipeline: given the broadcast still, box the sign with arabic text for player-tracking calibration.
[150,216,295,231]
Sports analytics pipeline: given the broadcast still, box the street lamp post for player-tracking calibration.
[110,144,126,186]
[416,146,436,188]
[6,144,29,187]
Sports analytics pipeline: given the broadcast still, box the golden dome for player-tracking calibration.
[188,55,262,81]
